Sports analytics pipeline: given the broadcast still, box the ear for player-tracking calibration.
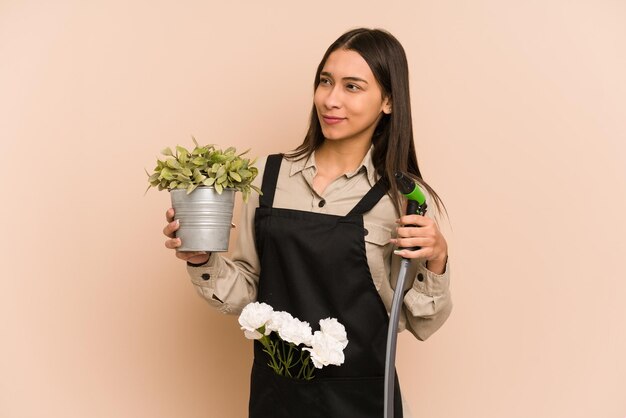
[382,97,392,115]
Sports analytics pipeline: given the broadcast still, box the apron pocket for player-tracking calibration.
[250,361,403,418]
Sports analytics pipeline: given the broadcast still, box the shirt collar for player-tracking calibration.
[288,145,379,187]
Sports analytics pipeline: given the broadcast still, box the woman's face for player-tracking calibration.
[314,49,391,146]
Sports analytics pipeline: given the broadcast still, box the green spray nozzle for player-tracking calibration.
[394,172,426,205]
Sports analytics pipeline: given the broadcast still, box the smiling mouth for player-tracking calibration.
[321,115,345,125]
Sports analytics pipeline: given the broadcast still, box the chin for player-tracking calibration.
[320,128,344,141]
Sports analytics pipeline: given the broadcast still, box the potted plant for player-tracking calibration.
[147,136,261,252]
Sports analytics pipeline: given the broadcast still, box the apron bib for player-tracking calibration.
[249,154,403,418]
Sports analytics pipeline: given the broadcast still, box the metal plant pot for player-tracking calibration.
[170,186,236,252]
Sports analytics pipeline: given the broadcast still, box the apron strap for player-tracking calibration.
[347,177,389,216]
[259,154,283,208]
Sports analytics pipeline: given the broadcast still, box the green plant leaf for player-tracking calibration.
[159,167,174,181]
[186,183,198,194]
[192,156,207,166]
[166,159,181,169]
[192,146,209,156]
[217,174,228,184]
[228,171,241,182]
[203,177,215,186]
[182,167,193,177]
[215,182,223,194]
[176,145,189,156]
[161,147,174,156]
[230,160,242,171]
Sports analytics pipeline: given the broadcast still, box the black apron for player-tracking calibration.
[249,154,403,418]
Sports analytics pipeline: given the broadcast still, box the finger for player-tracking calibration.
[165,237,181,249]
[396,225,433,239]
[163,219,180,238]
[176,251,208,261]
[165,208,175,223]
[390,236,432,248]
[396,214,431,227]
[393,247,430,259]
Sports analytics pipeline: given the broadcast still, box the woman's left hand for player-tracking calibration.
[389,214,448,274]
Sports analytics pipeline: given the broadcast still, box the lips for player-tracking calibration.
[321,115,345,125]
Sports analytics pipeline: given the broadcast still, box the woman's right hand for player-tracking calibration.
[164,208,211,265]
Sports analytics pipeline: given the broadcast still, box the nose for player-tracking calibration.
[322,84,341,110]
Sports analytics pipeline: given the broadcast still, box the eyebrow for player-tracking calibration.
[320,71,369,84]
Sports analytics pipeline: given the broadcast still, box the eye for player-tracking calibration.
[319,77,332,86]
[346,83,362,92]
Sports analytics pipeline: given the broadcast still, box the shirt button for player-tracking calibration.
[364,228,369,236]
[318,199,326,208]
[201,273,211,281]
[417,273,425,282]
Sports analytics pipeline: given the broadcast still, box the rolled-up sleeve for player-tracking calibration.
[402,258,452,341]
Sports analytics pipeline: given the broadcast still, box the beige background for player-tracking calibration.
[1,0,625,417]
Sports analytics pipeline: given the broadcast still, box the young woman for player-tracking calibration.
[163,28,452,418]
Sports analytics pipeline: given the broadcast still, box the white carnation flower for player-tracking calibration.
[238,302,274,340]
[303,330,346,369]
[267,311,294,333]
[319,317,348,349]
[277,317,313,346]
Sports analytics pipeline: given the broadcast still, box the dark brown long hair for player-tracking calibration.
[287,28,445,217]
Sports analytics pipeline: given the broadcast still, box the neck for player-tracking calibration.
[316,139,371,175]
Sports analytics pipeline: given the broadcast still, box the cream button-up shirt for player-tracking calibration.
[187,147,452,341]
